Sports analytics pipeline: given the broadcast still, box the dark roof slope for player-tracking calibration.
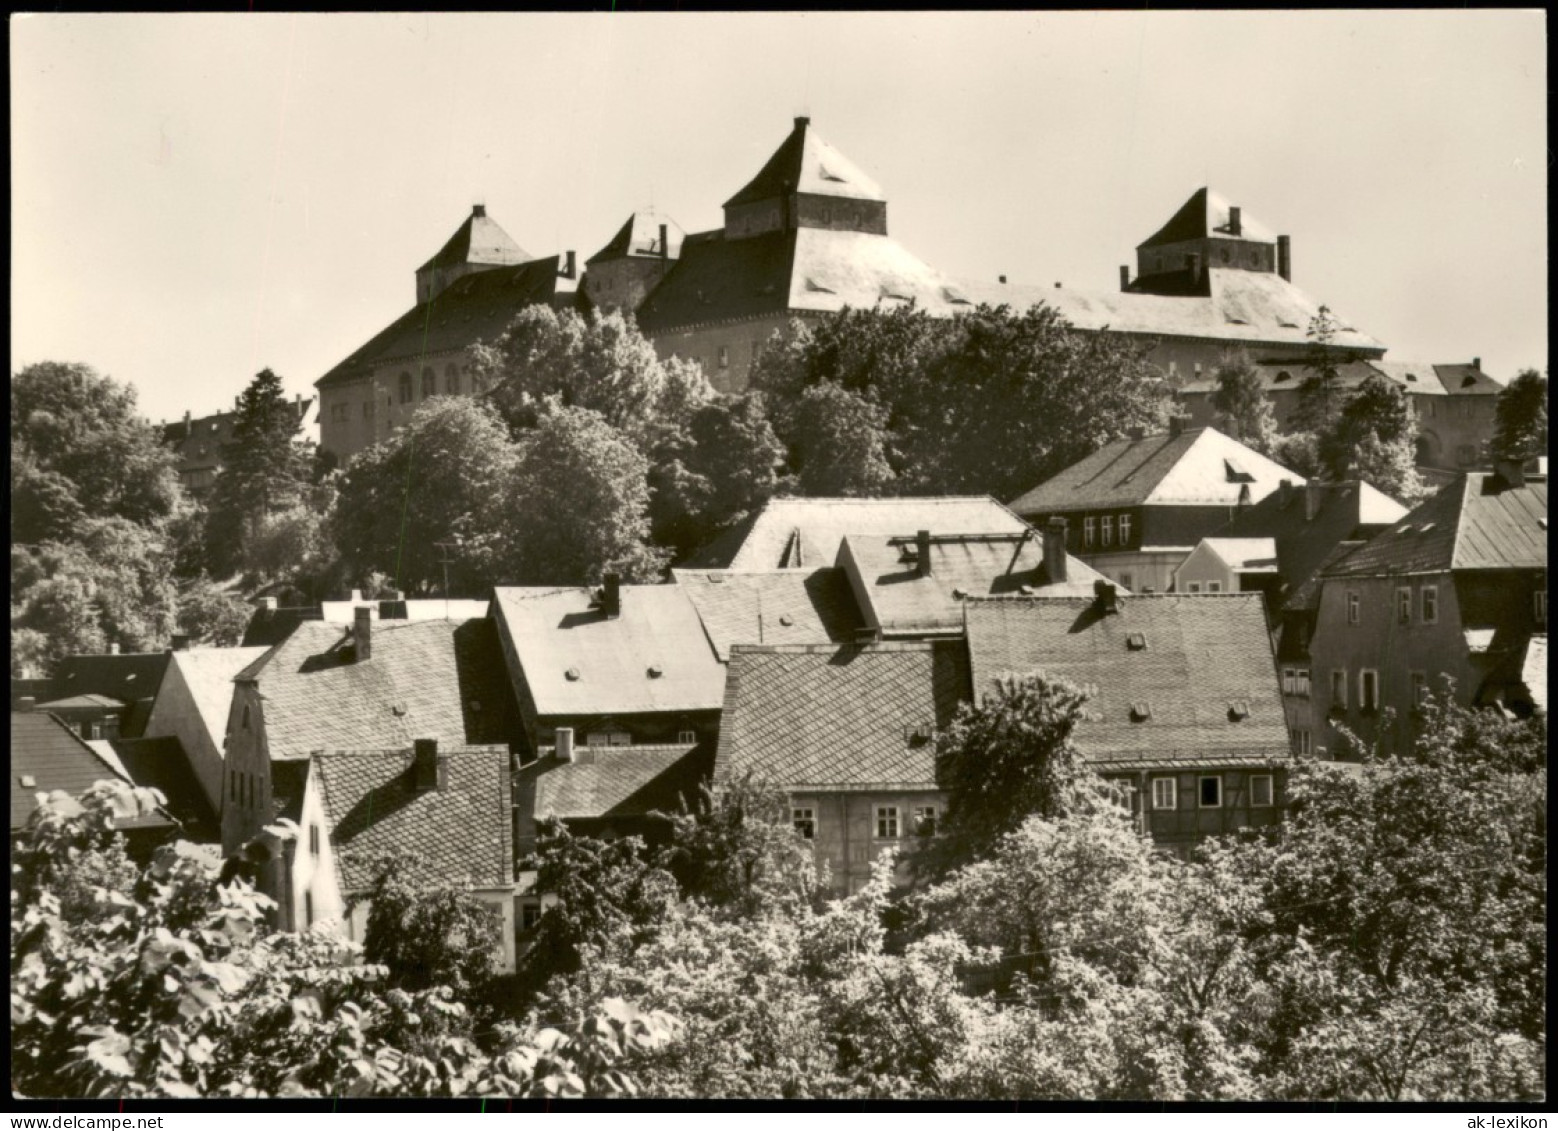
[314,746,513,892]
[1138,187,1278,249]
[1323,474,1547,578]
[723,118,885,207]
[635,229,797,333]
[11,711,147,830]
[716,641,970,791]
[522,743,712,821]
[49,653,172,738]
[964,594,1289,771]
[241,605,324,649]
[417,207,530,273]
[673,568,863,661]
[103,735,219,842]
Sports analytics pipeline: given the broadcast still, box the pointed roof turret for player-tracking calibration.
[418,204,531,273]
[1138,187,1277,249]
[724,117,886,207]
[587,211,686,266]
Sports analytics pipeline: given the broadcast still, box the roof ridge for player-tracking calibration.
[729,641,937,655]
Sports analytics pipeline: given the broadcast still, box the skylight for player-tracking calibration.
[817,164,848,183]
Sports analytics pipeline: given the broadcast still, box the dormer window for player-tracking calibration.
[1129,702,1152,722]
[1126,633,1148,651]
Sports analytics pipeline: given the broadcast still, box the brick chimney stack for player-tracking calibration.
[354,606,372,662]
[1119,265,1130,291]
[602,573,622,619]
[412,738,441,792]
[1305,480,1324,522]
[1168,415,1191,439]
[472,203,485,218]
[915,530,932,578]
[1093,579,1119,615]
[1228,206,1242,236]
[1277,235,1291,281]
[659,223,669,262]
[1043,518,1069,584]
[1494,459,1526,490]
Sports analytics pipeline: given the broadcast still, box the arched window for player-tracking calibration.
[446,364,460,395]
[422,368,436,398]
[398,372,413,404]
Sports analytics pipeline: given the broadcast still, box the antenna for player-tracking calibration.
[434,540,459,620]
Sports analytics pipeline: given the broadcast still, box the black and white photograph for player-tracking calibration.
[9,10,1547,1105]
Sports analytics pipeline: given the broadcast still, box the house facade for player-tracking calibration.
[142,645,268,814]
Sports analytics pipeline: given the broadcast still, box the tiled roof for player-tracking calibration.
[166,647,268,757]
[491,586,727,717]
[963,594,1289,771]
[416,206,530,273]
[841,533,1108,636]
[587,211,686,265]
[1322,474,1547,578]
[1432,363,1505,396]
[317,256,578,389]
[101,735,219,843]
[673,568,863,661]
[49,653,172,739]
[716,641,971,791]
[688,495,1032,571]
[1199,538,1280,572]
[1137,188,1279,249]
[238,618,525,757]
[633,228,801,333]
[523,743,711,821]
[10,711,149,830]
[724,118,886,206]
[1008,426,1304,516]
[313,746,513,893]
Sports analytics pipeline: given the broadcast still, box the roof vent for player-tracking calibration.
[391,703,407,717]
[1417,522,1436,534]
[647,665,664,679]
[1228,701,1251,721]
[778,614,794,627]
[1405,372,1418,382]
[564,667,581,682]
[706,573,725,584]
[1396,525,1415,535]
[20,774,37,788]
[1462,375,1477,388]
[818,164,847,183]
[951,588,968,600]
[1129,703,1152,722]
[1126,633,1147,651]
[804,277,836,294]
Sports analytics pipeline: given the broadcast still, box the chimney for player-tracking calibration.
[1127,425,1146,441]
[256,596,278,612]
[1119,265,1130,291]
[184,410,192,428]
[1168,414,1190,438]
[1304,480,1324,522]
[354,606,372,662]
[1494,458,1526,490]
[560,250,577,280]
[915,530,932,578]
[171,633,191,652]
[108,643,119,655]
[472,203,485,218]
[602,572,622,619]
[412,738,440,791]
[1277,235,1291,281]
[1043,518,1068,584]
[379,597,408,620]
[1228,206,1242,237]
[1093,579,1119,615]
[1186,253,1201,284]
[556,727,575,764]
[794,115,810,130]
[1278,479,1294,509]
[658,223,669,262]
[1473,357,1482,371]
[998,275,1007,285]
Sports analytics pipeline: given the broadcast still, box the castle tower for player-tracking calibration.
[414,204,531,304]
[583,211,685,314]
[721,116,889,241]
[1125,188,1290,296]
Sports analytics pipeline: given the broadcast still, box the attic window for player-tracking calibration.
[1224,316,1248,326]
[1396,525,1415,535]
[19,774,37,788]
[564,667,581,682]
[1405,373,1418,382]
[818,164,847,183]
[880,286,913,302]
[1277,320,1300,330]
[1227,700,1251,721]
[391,703,407,717]
[778,614,794,627]
[1418,522,1436,534]
[942,286,972,305]
[1126,633,1147,651]
[1129,703,1152,722]
[647,665,664,679]
[804,277,835,294]
[951,588,968,600]
[1224,458,1255,483]
[1461,375,1477,388]
[706,574,725,584]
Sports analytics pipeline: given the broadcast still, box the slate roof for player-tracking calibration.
[716,641,971,792]
[1180,358,1500,400]
[10,711,156,831]
[684,495,1032,571]
[673,568,863,661]
[725,118,886,206]
[416,206,530,273]
[1285,542,1365,613]
[237,618,525,757]
[1322,473,1547,578]
[317,256,578,389]
[48,652,172,738]
[841,533,1109,636]
[313,746,513,893]
[1008,426,1304,516]
[491,586,727,717]
[963,594,1289,771]
[100,735,219,842]
[166,647,269,756]
[1138,188,1279,249]
[522,743,712,821]
[588,211,686,265]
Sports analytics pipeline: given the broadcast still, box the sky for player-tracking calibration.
[11,11,1548,433]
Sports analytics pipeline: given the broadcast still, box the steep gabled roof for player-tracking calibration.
[1322,473,1547,578]
[416,206,530,273]
[716,641,970,792]
[237,618,525,757]
[1008,426,1303,516]
[725,118,885,207]
[49,652,172,739]
[1138,187,1278,249]
[673,568,863,661]
[841,532,1108,636]
[588,211,686,265]
[314,746,513,893]
[523,742,712,821]
[491,586,727,718]
[166,647,269,757]
[964,594,1289,771]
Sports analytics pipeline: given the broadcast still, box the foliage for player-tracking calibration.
[176,577,254,647]
[1490,368,1548,463]
[11,362,183,544]
[1268,430,1321,479]
[358,854,503,997]
[1318,373,1425,504]
[1291,306,1352,435]
[786,382,898,497]
[1208,349,1277,454]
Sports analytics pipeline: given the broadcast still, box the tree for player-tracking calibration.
[1291,306,1352,435]
[359,854,503,997]
[11,362,183,544]
[785,382,897,497]
[328,396,519,595]
[1490,368,1548,464]
[496,402,669,584]
[204,369,316,580]
[176,577,254,647]
[1319,374,1425,504]
[1208,349,1277,453]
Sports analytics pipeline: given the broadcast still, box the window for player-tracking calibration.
[913,806,938,837]
[309,825,320,857]
[1282,667,1296,694]
[331,402,347,423]
[1411,670,1429,709]
[1207,580,1223,593]
[1331,669,1348,710]
[1535,590,1546,628]
[793,808,816,840]
[304,891,313,928]
[1294,728,1312,756]
[587,730,632,747]
[421,369,436,398]
[1119,572,1134,592]
[1083,516,1097,548]
[1250,775,1274,807]
[1186,582,1203,594]
[1396,586,1412,624]
[446,365,460,395]
[1101,515,1114,547]
[1421,585,1438,625]
[398,372,413,404]
[1359,669,1380,713]
[875,806,899,839]
[1295,668,1310,696]
[677,729,698,745]
[718,346,730,370]
[522,903,542,931]
[1118,514,1133,545]
[1151,777,1177,811]
[1199,776,1223,809]
[242,704,251,731]
[1346,591,1360,624]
